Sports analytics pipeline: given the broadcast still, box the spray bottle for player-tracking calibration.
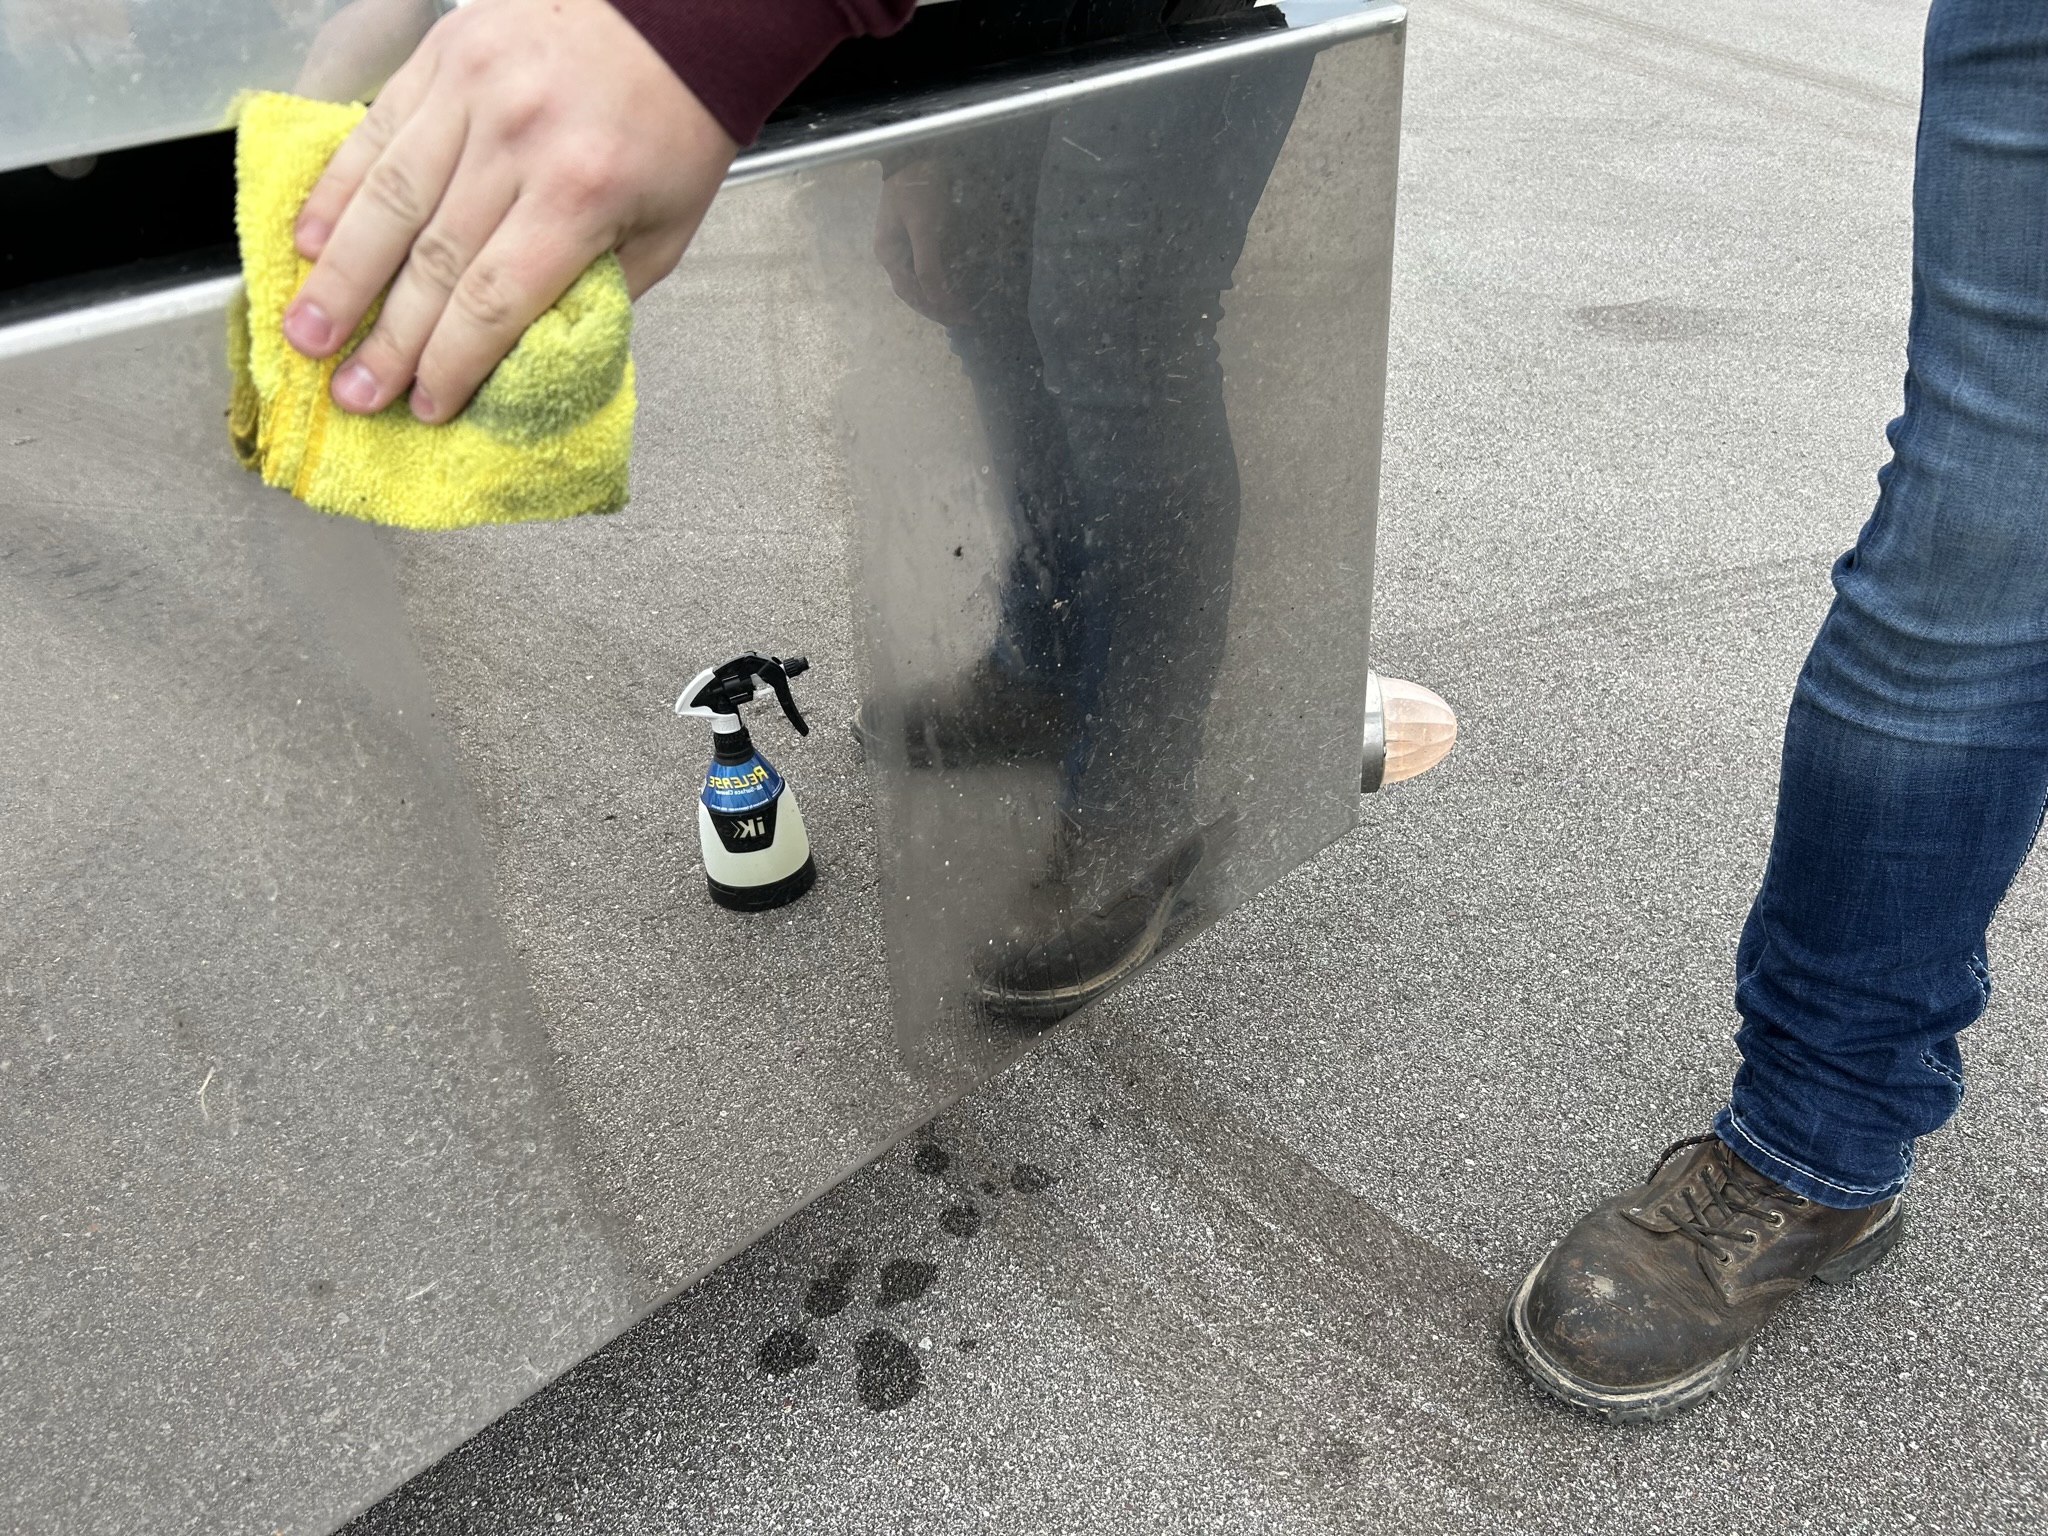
[675,653,816,911]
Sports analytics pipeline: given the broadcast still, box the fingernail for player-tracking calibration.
[293,213,331,255]
[409,383,438,422]
[332,361,379,412]
[283,297,335,355]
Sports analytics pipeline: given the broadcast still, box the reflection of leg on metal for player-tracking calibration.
[1026,58,1312,846]
[971,809,1235,1028]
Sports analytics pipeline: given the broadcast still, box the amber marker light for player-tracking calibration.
[1361,671,1458,791]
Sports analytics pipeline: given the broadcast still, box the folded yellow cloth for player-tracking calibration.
[228,91,633,529]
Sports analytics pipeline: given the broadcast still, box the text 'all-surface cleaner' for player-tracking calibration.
[674,653,816,910]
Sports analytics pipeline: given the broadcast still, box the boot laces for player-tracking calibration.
[1639,1134,1809,1266]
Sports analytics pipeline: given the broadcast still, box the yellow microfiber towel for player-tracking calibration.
[228,91,633,529]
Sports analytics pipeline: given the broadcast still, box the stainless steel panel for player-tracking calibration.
[0,6,1403,1530]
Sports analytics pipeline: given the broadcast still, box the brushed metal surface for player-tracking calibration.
[0,9,1401,1530]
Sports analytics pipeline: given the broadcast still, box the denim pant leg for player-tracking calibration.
[1715,0,2048,1207]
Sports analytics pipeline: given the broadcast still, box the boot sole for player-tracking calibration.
[1502,1198,1906,1425]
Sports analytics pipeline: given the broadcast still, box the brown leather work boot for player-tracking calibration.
[1504,1134,1905,1424]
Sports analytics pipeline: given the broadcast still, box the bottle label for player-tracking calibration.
[706,794,782,855]
[701,752,783,814]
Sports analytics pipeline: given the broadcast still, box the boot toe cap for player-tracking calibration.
[1517,1212,1741,1393]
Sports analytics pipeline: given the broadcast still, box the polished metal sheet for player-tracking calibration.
[0,7,1402,1530]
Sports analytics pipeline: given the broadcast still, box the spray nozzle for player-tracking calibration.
[675,653,812,734]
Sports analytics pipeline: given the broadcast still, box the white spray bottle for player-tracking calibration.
[674,653,815,910]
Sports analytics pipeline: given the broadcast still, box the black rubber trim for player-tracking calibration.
[776,0,1260,120]
[0,131,236,319]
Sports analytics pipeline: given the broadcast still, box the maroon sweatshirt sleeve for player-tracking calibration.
[610,0,921,146]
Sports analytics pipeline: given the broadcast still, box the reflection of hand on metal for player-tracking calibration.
[281,0,738,423]
[292,0,438,105]
[873,157,977,328]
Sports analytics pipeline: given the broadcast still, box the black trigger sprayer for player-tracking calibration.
[675,653,816,910]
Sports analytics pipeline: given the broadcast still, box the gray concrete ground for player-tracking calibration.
[346,1,2048,1531]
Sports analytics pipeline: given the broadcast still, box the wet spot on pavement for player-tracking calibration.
[877,1258,937,1308]
[939,1202,982,1238]
[913,1143,950,1176]
[1010,1162,1056,1194]
[804,1249,860,1318]
[755,1328,818,1376]
[855,1328,923,1411]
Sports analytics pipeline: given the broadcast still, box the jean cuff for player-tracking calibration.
[1713,1104,1908,1210]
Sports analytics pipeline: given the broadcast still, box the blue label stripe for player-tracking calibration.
[702,752,783,814]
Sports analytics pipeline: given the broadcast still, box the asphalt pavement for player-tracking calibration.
[346,2,2048,1531]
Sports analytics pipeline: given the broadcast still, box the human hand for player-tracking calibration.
[873,158,979,328]
[282,0,738,422]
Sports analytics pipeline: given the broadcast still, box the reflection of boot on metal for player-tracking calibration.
[850,660,1065,769]
[973,814,1225,1028]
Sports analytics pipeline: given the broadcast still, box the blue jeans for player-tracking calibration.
[1715,0,2048,1207]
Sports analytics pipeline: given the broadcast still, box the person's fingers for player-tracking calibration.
[327,162,518,413]
[283,92,467,360]
[292,49,436,261]
[408,203,598,421]
[281,0,741,398]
